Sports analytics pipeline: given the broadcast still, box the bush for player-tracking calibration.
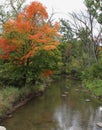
[89,63,102,79]
[84,79,102,97]
[82,63,102,80]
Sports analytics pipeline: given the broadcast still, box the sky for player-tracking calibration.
[26,0,86,20]
[0,0,86,21]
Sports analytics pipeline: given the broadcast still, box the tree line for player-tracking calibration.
[0,0,102,96]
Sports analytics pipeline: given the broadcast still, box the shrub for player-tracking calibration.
[82,63,102,80]
[84,79,102,96]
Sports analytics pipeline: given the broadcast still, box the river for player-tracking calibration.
[1,77,102,130]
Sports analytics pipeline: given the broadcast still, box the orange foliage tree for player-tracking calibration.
[0,38,16,59]
[0,1,60,86]
[2,1,60,60]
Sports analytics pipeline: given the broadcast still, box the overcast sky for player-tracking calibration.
[0,0,86,21]
[26,0,86,20]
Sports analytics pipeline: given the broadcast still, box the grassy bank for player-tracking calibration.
[0,83,46,122]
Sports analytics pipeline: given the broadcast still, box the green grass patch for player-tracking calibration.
[0,87,20,116]
[0,83,46,117]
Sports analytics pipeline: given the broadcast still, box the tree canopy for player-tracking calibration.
[0,1,60,86]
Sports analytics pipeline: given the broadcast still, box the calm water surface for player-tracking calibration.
[1,78,102,130]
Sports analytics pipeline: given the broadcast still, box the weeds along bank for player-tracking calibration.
[0,82,48,122]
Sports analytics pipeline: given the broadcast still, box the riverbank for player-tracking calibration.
[0,83,47,123]
[0,76,102,124]
[1,78,102,130]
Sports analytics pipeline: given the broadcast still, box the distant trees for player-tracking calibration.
[59,19,74,74]
[59,0,102,80]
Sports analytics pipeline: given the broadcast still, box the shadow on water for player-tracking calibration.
[1,77,102,130]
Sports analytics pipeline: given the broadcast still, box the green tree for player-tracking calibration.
[59,19,74,74]
[84,0,102,24]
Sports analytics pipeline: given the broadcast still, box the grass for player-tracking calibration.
[0,87,20,116]
[0,83,46,118]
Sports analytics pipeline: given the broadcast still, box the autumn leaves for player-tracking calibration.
[0,1,60,83]
[0,1,60,61]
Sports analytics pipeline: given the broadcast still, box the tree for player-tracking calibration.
[60,19,73,42]
[69,8,102,65]
[59,19,74,74]
[0,1,60,86]
[0,0,26,24]
[59,0,102,77]
[84,0,102,24]
[84,0,102,63]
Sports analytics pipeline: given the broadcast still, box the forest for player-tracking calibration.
[0,0,102,120]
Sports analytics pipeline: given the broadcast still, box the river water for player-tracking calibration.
[1,77,102,130]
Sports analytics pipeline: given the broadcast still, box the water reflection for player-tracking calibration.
[1,79,102,130]
[54,103,102,130]
[53,79,102,130]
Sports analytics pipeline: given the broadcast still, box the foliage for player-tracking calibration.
[59,19,75,74]
[60,19,73,42]
[0,1,60,87]
[59,0,102,80]
[82,62,102,97]
[89,63,102,79]
[84,0,102,24]
[82,62,102,80]
[0,62,29,86]
[84,79,102,96]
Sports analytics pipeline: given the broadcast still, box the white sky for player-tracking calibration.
[26,0,86,20]
[0,0,86,20]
